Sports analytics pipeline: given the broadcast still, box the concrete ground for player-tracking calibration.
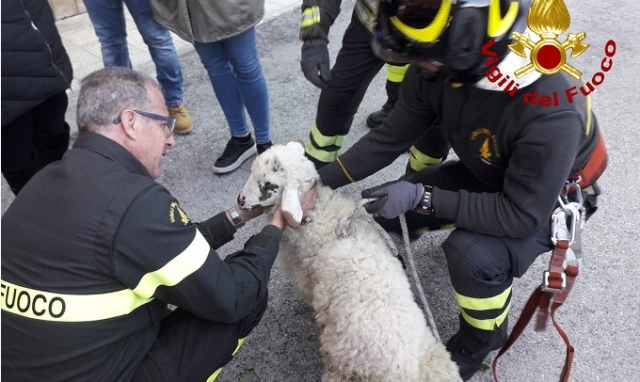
[2,0,639,381]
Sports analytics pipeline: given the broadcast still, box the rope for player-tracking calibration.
[399,214,441,342]
[346,200,441,342]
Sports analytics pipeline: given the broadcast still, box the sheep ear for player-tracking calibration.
[281,186,302,228]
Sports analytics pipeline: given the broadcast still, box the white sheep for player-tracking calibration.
[238,142,461,382]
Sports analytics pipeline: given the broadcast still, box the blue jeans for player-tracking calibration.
[193,28,271,144]
[84,0,184,106]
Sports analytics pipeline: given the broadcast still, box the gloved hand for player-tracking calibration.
[361,181,424,219]
[301,39,331,89]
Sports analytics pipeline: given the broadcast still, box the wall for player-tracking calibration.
[49,0,86,20]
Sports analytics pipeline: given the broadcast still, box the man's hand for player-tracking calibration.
[361,181,424,219]
[235,205,263,223]
[301,39,331,88]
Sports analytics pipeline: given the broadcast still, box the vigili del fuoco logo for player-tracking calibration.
[482,0,616,106]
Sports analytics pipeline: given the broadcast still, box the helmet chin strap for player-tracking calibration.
[475,27,542,91]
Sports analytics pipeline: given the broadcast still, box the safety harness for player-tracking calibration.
[492,134,608,382]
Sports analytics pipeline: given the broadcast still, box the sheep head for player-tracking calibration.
[238,141,319,228]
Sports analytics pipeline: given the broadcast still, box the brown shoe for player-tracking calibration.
[167,104,193,134]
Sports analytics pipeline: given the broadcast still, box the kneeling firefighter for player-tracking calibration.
[317,0,607,380]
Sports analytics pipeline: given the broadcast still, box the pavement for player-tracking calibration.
[2,1,640,381]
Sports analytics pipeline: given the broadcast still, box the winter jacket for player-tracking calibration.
[1,132,282,380]
[150,0,265,44]
[1,0,72,126]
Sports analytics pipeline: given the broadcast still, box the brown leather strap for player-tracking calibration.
[571,133,608,189]
[492,247,579,382]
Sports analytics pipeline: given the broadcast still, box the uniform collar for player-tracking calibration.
[73,132,152,178]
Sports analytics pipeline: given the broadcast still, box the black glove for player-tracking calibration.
[301,39,331,89]
[361,181,424,219]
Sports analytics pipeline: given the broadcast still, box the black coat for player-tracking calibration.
[1,0,73,126]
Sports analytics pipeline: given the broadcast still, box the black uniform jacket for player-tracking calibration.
[319,64,603,239]
[1,0,73,125]
[1,133,281,381]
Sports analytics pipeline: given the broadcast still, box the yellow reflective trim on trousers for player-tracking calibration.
[305,124,346,162]
[132,229,210,298]
[301,6,321,27]
[409,146,443,171]
[386,63,409,83]
[1,279,153,322]
[310,124,346,147]
[454,287,512,311]
[205,338,246,382]
[461,301,511,331]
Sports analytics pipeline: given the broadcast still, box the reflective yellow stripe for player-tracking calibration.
[305,124,346,163]
[409,146,444,171]
[585,94,592,136]
[390,0,451,43]
[461,301,511,331]
[305,141,339,163]
[336,158,355,183]
[301,6,321,28]
[309,124,346,148]
[454,287,511,311]
[132,229,210,298]
[1,229,210,322]
[386,63,409,83]
[205,338,246,382]
[487,0,519,38]
[1,279,153,322]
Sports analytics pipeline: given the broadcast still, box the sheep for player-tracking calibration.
[238,141,461,382]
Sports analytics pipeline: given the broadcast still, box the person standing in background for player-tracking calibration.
[152,0,273,175]
[84,0,193,134]
[1,0,73,195]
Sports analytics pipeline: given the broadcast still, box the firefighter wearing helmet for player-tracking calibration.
[317,0,607,380]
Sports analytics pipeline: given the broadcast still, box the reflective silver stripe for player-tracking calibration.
[1,280,153,322]
[1,229,211,322]
[301,6,321,28]
[355,0,378,32]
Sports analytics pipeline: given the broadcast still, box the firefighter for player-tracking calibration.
[299,0,448,171]
[317,0,607,380]
[0,67,316,381]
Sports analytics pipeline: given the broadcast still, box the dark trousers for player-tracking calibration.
[132,294,268,382]
[1,91,70,194]
[395,162,560,349]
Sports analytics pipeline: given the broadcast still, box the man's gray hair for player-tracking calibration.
[77,67,161,132]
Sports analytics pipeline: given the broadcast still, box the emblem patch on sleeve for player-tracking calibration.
[169,202,190,225]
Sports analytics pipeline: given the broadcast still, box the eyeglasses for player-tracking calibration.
[113,110,176,137]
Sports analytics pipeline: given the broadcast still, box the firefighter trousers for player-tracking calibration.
[381,161,563,349]
[305,14,388,165]
[132,293,268,382]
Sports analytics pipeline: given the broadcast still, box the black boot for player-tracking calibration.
[2,154,40,195]
[366,80,401,129]
[35,122,70,168]
[446,317,509,381]
[366,102,394,129]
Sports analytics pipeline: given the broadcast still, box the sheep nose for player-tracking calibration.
[237,194,246,207]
